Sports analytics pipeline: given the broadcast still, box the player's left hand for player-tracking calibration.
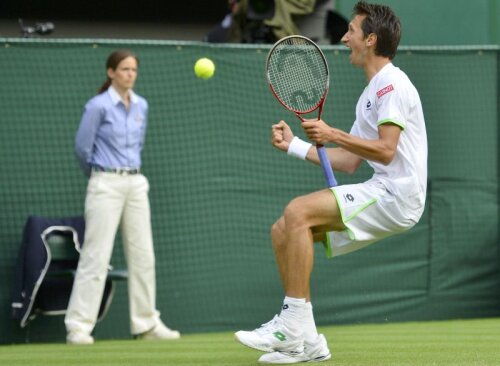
[271,120,294,152]
[301,119,334,145]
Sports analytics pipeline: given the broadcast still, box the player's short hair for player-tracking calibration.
[353,1,401,60]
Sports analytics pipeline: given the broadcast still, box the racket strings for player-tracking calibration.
[267,38,328,113]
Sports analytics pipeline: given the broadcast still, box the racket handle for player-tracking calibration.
[316,145,337,187]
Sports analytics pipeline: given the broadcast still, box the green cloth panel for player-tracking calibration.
[426,178,500,318]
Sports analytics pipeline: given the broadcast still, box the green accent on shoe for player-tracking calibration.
[273,331,287,341]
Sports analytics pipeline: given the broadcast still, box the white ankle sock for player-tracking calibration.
[279,296,307,337]
[303,302,319,342]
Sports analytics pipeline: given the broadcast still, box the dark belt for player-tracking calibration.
[92,166,141,175]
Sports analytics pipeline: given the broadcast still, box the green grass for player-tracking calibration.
[1,318,500,366]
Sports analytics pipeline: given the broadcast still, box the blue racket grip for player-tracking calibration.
[316,145,337,187]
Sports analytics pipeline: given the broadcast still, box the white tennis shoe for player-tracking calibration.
[258,334,331,364]
[234,315,303,353]
[137,322,181,340]
[66,331,94,345]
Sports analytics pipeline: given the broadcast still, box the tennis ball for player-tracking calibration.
[194,58,215,79]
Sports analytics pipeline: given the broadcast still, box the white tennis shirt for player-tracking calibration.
[350,63,427,220]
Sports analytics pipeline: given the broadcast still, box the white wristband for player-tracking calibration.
[287,136,312,160]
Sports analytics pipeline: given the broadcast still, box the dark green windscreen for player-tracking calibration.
[0,40,498,343]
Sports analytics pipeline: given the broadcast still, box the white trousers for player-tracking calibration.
[65,172,160,335]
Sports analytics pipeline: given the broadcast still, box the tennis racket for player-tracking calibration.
[266,35,337,187]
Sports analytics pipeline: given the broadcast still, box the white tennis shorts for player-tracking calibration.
[323,180,421,258]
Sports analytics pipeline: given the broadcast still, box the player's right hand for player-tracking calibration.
[271,120,294,152]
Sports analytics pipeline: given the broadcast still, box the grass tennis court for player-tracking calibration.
[1,318,499,366]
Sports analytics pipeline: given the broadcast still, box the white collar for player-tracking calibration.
[375,62,394,78]
[107,85,138,105]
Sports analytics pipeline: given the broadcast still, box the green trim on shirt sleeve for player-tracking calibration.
[377,118,405,130]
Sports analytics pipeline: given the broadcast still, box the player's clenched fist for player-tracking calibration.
[271,120,294,152]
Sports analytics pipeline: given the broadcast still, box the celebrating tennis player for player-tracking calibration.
[235,1,427,363]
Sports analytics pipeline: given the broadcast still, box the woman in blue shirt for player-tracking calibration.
[66,49,180,345]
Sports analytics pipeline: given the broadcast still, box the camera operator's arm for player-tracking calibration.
[283,0,316,14]
[226,0,248,42]
[264,0,315,40]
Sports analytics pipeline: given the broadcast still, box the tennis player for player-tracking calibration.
[235,1,427,363]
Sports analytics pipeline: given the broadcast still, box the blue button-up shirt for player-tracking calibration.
[75,86,148,176]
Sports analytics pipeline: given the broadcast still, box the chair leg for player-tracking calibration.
[25,323,31,343]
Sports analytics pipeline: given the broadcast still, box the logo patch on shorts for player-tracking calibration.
[344,193,355,202]
[376,84,394,98]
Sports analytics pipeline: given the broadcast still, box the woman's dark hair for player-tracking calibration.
[97,49,139,94]
[353,1,401,60]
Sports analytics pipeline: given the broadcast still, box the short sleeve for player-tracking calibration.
[375,82,405,130]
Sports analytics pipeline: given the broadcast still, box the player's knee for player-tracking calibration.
[271,218,285,243]
[283,197,310,228]
[270,221,279,238]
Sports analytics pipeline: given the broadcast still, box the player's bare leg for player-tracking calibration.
[254,189,341,363]
[271,217,288,294]
[236,190,341,360]
[272,217,327,301]
[281,189,344,298]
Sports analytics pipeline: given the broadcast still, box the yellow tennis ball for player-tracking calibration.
[194,58,215,79]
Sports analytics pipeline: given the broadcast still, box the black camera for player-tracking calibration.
[19,19,55,38]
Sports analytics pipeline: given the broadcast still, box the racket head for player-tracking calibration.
[266,35,329,115]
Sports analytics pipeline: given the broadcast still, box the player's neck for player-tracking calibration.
[363,57,391,82]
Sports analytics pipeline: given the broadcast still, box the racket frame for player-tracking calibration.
[266,35,338,187]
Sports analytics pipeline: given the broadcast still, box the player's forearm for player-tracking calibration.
[328,128,396,165]
[305,146,360,174]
